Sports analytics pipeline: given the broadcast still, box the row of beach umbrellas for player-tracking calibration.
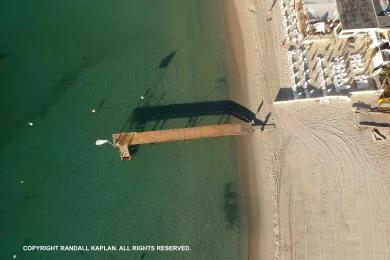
[280,0,302,45]
[331,57,350,91]
[288,47,310,97]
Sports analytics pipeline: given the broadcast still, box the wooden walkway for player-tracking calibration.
[112,123,254,160]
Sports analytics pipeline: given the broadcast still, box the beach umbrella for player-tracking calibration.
[320,78,326,89]
[303,81,308,89]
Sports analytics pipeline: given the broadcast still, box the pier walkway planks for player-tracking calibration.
[112,123,254,160]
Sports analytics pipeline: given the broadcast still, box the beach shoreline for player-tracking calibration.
[221,2,260,259]
[222,0,390,259]
[221,0,286,259]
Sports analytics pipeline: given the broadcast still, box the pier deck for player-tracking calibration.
[112,123,254,160]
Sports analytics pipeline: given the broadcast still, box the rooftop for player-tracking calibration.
[335,0,390,30]
[302,0,338,22]
[336,0,378,30]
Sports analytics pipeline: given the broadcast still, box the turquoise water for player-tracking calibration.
[0,1,247,259]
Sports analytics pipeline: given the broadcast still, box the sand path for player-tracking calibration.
[275,99,390,259]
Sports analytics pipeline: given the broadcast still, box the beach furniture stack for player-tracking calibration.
[300,48,308,72]
[350,53,368,88]
[355,75,369,89]
[287,49,295,83]
[288,49,299,98]
[287,44,312,99]
[332,57,350,92]
[279,0,299,45]
[349,53,368,89]
[297,46,312,97]
[316,57,327,96]
[280,0,311,98]
[303,80,310,97]
[350,54,365,75]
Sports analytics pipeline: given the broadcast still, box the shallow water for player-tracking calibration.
[0,1,246,259]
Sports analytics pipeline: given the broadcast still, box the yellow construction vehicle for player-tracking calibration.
[378,85,390,112]
[378,66,390,112]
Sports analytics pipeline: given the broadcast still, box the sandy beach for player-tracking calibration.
[223,0,390,259]
[223,0,284,258]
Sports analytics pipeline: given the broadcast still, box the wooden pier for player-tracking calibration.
[112,123,255,160]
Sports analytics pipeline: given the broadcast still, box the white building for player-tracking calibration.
[303,0,338,23]
[302,0,390,38]
[335,0,390,38]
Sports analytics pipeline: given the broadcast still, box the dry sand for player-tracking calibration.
[223,0,390,259]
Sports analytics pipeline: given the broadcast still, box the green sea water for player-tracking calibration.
[0,1,247,259]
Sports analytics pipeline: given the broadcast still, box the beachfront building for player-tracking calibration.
[278,0,386,102]
[302,0,339,35]
[373,49,390,68]
[335,0,390,39]
[300,0,390,39]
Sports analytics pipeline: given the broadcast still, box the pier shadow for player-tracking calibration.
[0,56,96,152]
[138,50,178,107]
[127,121,146,157]
[130,100,263,126]
[256,100,264,114]
[39,56,94,118]
[262,112,272,131]
[118,50,179,132]
[159,50,177,69]
[98,99,105,108]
